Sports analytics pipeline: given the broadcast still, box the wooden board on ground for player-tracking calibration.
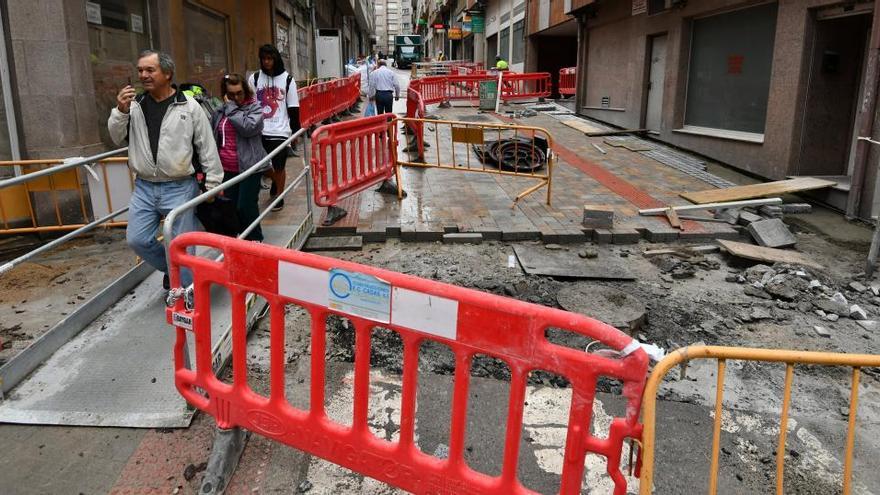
[561,119,604,134]
[681,178,837,204]
[513,244,635,280]
[717,239,823,270]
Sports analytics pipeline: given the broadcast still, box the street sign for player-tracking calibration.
[471,14,485,33]
[448,27,462,40]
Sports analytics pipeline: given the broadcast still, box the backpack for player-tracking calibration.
[179,83,222,121]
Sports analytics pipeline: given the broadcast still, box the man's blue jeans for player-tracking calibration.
[126,177,199,287]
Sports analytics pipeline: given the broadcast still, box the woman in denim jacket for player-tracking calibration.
[212,73,271,241]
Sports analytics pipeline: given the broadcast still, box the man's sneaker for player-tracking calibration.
[163,274,170,290]
[269,183,277,196]
[271,199,284,212]
[261,176,271,190]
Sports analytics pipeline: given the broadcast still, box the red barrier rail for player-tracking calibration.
[409,72,552,106]
[298,73,362,129]
[310,114,399,207]
[167,232,649,495]
[559,67,576,96]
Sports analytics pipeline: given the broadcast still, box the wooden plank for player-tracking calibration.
[681,178,837,204]
[717,239,823,270]
[561,119,604,134]
[587,129,648,137]
[665,207,681,229]
[639,198,782,216]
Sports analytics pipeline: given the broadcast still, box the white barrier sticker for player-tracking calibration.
[391,288,458,340]
[172,312,193,330]
[327,268,392,323]
[278,262,329,306]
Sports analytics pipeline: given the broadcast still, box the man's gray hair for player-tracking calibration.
[138,49,175,79]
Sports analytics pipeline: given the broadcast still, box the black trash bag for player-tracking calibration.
[196,195,240,237]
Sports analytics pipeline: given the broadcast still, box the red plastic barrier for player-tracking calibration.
[309,114,396,207]
[559,67,576,96]
[405,87,426,159]
[167,232,649,495]
[499,72,553,101]
[408,72,552,106]
[298,74,362,129]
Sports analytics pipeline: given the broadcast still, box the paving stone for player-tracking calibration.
[645,226,679,242]
[593,229,613,244]
[780,203,812,214]
[358,229,387,243]
[611,228,641,245]
[400,229,418,242]
[583,205,614,229]
[442,233,483,244]
[416,230,444,242]
[856,320,879,332]
[502,230,540,241]
[747,219,797,248]
[385,226,402,237]
[737,211,764,225]
[304,235,363,251]
[478,228,503,241]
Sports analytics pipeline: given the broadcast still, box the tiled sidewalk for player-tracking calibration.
[314,104,741,244]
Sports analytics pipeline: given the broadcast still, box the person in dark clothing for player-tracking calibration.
[249,44,300,212]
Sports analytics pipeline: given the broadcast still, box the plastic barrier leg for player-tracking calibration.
[199,426,250,495]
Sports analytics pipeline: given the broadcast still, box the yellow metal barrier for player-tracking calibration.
[0,157,132,234]
[394,117,554,206]
[639,345,880,494]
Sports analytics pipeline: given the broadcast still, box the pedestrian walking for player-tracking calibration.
[107,50,223,290]
[368,59,400,115]
[250,43,300,212]
[212,73,270,241]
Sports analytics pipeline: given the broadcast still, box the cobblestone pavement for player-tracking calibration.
[315,100,741,245]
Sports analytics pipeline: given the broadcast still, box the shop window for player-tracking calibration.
[684,3,778,135]
[512,20,525,64]
[499,26,510,61]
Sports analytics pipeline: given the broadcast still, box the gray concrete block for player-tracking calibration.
[611,229,641,245]
[780,203,812,214]
[502,230,541,241]
[358,230,387,243]
[737,211,764,225]
[747,218,797,248]
[304,235,363,252]
[645,227,679,242]
[759,205,784,218]
[385,226,402,237]
[415,230,444,242]
[478,229,503,241]
[583,205,614,229]
[442,233,483,244]
[400,229,418,242]
[593,229,613,244]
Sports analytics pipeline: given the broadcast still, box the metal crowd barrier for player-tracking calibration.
[559,67,576,97]
[395,117,555,205]
[639,345,880,494]
[166,231,649,495]
[412,60,483,77]
[0,149,131,235]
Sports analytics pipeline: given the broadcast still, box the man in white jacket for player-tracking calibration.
[108,50,223,290]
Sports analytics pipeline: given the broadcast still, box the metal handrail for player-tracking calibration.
[0,147,130,276]
[0,147,128,190]
[162,127,310,266]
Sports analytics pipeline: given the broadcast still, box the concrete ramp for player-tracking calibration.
[0,226,298,428]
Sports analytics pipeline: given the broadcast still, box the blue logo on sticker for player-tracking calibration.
[329,272,352,299]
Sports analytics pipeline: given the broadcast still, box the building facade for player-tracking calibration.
[568,0,880,219]
[0,0,374,164]
[376,0,415,56]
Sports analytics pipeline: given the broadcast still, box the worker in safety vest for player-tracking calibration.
[495,55,509,71]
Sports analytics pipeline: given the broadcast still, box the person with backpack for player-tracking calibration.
[211,73,269,241]
[107,50,223,291]
[250,44,300,212]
